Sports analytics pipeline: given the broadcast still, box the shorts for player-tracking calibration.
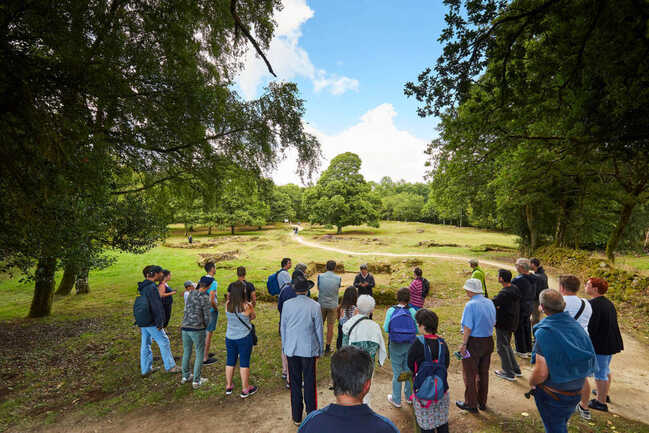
[594,354,612,381]
[226,334,253,368]
[321,307,337,327]
[207,310,218,332]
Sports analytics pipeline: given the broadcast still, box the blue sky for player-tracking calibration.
[237,0,447,185]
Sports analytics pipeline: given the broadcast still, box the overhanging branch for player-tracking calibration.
[230,0,277,78]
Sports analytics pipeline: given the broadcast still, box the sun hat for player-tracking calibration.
[463,278,483,294]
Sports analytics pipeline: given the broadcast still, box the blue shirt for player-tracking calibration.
[277,269,291,291]
[461,294,496,337]
[281,295,324,358]
[225,311,252,340]
[317,271,342,309]
[299,404,399,433]
[205,277,218,312]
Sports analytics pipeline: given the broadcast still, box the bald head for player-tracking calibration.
[539,289,565,315]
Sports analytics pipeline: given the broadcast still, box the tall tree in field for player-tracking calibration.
[305,153,380,234]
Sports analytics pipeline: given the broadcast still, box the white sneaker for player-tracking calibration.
[181,374,194,384]
[192,377,209,389]
[387,394,401,408]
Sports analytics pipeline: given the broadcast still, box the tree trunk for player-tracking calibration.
[525,204,537,253]
[231,225,235,235]
[459,208,463,227]
[554,201,568,247]
[336,225,342,234]
[75,267,90,294]
[55,263,77,296]
[28,256,57,318]
[606,202,635,263]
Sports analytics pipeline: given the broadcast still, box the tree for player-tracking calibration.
[270,189,296,222]
[304,153,380,234]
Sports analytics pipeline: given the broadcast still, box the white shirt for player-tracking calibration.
[563,295,592,334]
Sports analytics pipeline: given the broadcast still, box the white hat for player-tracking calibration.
[464,278,483,294]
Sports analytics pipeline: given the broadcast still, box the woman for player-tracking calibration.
[584,277,623,412]
[408,309,450,433]
[158,270,177,328]
[336,286,358,350]
[225,281,258,398]
[409,267,426,310]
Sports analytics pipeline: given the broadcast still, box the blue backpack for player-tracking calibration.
[266,270,282,296]
[388,306,417,343]
[413,335,448,405]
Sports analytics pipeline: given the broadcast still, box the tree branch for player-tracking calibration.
[111,172,187,195]
[230,0,277,77]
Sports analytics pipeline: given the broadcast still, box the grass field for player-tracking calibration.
[0,222,647,432]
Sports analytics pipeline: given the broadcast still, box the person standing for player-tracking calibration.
[183,280,195,312]
[456,278,496,413]
[202,263,219,366]
[529,289,595,433]
[281,275,324,426]
[298,346,400,433]
[492,269,521,381]
[513,258,536,358]
[135,265,180,376]
[225,281,258,398]
[317,260,342,355]
[336,286,358,350]
[584,277,623,413]
[227,266,257,306]
[354,264,375,296]
[158,269,176,328]
[383,288,417,408]
[180,277,211,389]
[408,267,426,310]
[469,259,488,298]
[530,258,548,327]
[278,257,292,291]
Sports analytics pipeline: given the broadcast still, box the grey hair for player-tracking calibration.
[516,258,531,271]
[360,263,368,270]
[468,258,479,266]
[331,346,374,397]
[294,263,307,273]
[539,289,565,315]
[356,295,376,314]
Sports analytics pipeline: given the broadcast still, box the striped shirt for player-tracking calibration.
[409,278,425,308]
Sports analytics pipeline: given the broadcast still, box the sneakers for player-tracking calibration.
[181,374,194,384]
[192,377,208,389]
[387,394,402,408]
[514,371,523,377]
[166,366,181,374]
[293,420,301,426]
[588,398,609,412]
[494,370,516,381]
[576,403,592,420]
[241,385,258,398]
[592,390,611,403]
[225,387,234,395]
[455,401,478,413]
[203,358,217,366]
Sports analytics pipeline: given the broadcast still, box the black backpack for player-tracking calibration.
[133,290,152,326]
[421,278,431,298]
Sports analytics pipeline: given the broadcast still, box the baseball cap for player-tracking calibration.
[184,280,195,288]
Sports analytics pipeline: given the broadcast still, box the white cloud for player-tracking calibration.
[237,0,358,99]
[273,103,429,185]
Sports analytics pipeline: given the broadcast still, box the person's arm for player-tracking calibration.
[587,301,599,337]
[383,307,394,333]
[529,353,549,387]
[460,325,472,356]
[443,341,450,368]
[314,306,324,356]
[368,274,375,290]
[210,289,218,310]
[201,295,211,327]
[492,291,504,307]
[250,290,257,307]
[353,274,361,288]
[407,339,423,372]
[158,283,166,298]
[243,302,256,321]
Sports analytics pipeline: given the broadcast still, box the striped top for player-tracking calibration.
[409,278,425,308]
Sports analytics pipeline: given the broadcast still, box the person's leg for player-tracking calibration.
[303,357,318,414]
[496,328,514,375]
[193,331,205,380]
[238,335,253,392]
[225,337,238,389]
[522,312,532,353]
[506,331,521,373]
[514,315,525,353]
[181,330,193,379]
[531,301,540,329]
[596,355,612,404]
[390,344,403,405]
[282,352,289,382]
[435,424,449,433]
[336,321,343,350]
[477,337,493,408]
[140,327,153,375]
[287,356,305,422]
[461,352,479,408]
[580,378,591,410]
[204,310,217,361]
[326,311,335,348]
[204,332,213,361]
[151,327,176,370]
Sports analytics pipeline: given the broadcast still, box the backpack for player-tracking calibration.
[421,278,430,298]
[266,270,282,296]
[388,306,417,344]
[133,291,152,327]
[413,335,448,406]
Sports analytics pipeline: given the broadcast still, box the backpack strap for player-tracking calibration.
[573,299,586,321]
[348,316,369,340]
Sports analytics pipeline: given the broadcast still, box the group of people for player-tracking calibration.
[134,253,623,433]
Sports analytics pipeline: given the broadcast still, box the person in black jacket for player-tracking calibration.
[512,258,536,357]
[492,269,521,381]
[138,265,180,376]
[354,264,375,296]
[530,258,548,327]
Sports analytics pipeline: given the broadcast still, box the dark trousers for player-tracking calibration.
[336,322,343,350]
[421,424,449,433]
[461,336,494,409]
[515,304,533,353]
[287,356,317,423]
[496,327,520,376]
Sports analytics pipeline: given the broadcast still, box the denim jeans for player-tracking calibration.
[534,386,581,433]
[182,330,206,381]
[140,326,176,374]
[389,341,413,405]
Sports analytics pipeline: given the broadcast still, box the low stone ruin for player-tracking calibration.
[197,250,240,267]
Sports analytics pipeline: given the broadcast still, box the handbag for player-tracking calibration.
[236,310,258,346]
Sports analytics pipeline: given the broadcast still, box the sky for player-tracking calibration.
[237,0,447,186]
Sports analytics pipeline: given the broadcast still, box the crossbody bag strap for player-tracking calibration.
[574,299,586,321]
[235,310,252,331]
[348,316,369,339]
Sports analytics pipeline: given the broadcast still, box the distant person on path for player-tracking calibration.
[408,309,451,433]
[469,259,488,298]
[202,262,219,366]
[408,267,428,310]
[281,275,324,426]
[583,278,623,414]
[188,234,193,244]
[336,286,358,350]
[530,258,548,327]
[513,258,536,358]
[456,278,496,413]
[529,289,595,433]
[492,269,521,381]
[227,266,257,307]
[183,280,195,312]
[298,346,400,433]
[158,270,176,328]
[136,265,179,376]
[354,264,375,296]
[225,281,258,398]
[383,288,417,408]
[180,277,211,389]
[317,260,342,355]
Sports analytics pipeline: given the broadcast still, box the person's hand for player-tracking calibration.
[459,343,467,357]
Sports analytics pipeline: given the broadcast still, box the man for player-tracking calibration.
[202,262,218,365]
[353,264,375,296]
[298,346,399,433]
[530,258,549,327]
[513,258,536,358]
[136,265,180,376]
[469,259,488,298]
[317,260,342,355]
[281,275,324,426]
[456,278,496,413]
[529,289,595,433]
[227,266,257,306]
[492,269,521,381]
[278,257,292,292]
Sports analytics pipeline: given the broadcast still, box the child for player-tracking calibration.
[336,286,358,350]
[183,280,195,312]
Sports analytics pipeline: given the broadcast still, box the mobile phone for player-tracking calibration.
[453,351,463,360]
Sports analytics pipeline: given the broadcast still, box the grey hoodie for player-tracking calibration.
[181,290,211,330]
